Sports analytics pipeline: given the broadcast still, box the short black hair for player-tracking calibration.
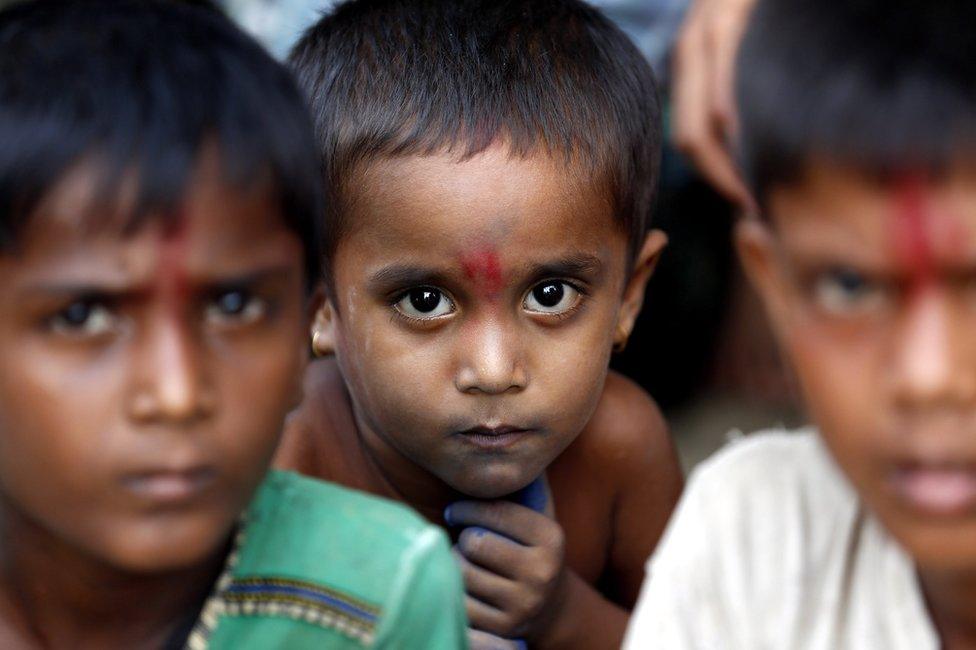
[289,0,661,283]
[0,0,323,285]
[736,0,976,207]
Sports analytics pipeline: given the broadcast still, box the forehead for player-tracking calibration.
[3,157,299,280]
[340,147,620,257]
[766,163,976,262]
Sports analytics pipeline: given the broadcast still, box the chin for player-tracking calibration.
[894,525,976,573]
[101,519,232,574]
[444,463,537,499]
[882,508,976,573]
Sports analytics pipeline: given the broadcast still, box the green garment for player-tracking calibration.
[186,470,467,649]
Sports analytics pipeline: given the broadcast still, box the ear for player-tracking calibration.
[309,285,338,358]
[734,217,790,337]
[614,229,668,351]
[287,284,329,411]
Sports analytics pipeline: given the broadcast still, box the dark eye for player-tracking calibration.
[523,281,580,314]
[394,287,455,319]
[206,289,266,325]
[49,300,117,337]
[812,268,887,315]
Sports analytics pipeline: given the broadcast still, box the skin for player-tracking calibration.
[672,0,758,209]
[277,146,683,648]
[0,152,310,648]
[737,162,976,649]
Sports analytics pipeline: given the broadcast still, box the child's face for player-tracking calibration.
[739,163,976,571]
[0,156,309,572]
[318,147,663,498]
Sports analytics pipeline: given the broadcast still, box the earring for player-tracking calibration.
[613,325,629,353]
[311,330,326,357]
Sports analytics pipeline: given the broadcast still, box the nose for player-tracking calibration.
[890,287,976,410]
[127,319,216,424]
[454,319,528,395]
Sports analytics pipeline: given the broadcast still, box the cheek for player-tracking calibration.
[333,317,447,429]
[522,307,617,433]
[216,333,307,466]
[538,331,611,415]
[0,344,121,497]
[0,346,138,564]
[788,326,864,417]
[785,320,887,474]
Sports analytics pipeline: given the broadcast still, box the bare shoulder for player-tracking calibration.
[301,357,348,412]
[568,370,678,482]
[276,357,351,475]
[551,371,683,604]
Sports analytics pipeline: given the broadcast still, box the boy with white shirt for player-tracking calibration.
[626,0,976,647]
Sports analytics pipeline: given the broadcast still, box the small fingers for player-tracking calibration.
[466,595,524,638]
[446,500,562,547]
[456,526,524,578]
[455,549,518,609]
[468,628,524,650]
[456,527,564,607]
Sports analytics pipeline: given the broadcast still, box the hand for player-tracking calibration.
[672,0,758,209]
[468,629,525,650]
[445,500,568,644]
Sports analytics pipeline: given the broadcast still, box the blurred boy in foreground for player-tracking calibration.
[0,2,463,647]
[627,1,976,647]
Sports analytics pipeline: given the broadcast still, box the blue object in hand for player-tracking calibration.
[445,476,546,650]
[510,475,547,513]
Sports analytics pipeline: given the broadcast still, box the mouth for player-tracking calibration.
[455,425,534,450]
[120,466,217,505]
[889,463,976,518]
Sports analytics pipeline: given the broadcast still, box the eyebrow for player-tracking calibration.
[367,253,605,293]
[367,265,454,293]
[19,265,296,299]
[525,254,604,281]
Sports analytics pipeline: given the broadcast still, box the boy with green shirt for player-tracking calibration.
[0,2,464,647]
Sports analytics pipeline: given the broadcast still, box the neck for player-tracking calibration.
[919,568,976,649]
[0,499,225,648]
[346,396,464,528]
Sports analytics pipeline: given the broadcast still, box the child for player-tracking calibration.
[625,0,976,647]
[276,0,684,646]
[0,2,464,648]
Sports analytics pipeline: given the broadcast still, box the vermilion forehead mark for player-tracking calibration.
[890,176,967,287]
[891,176,935,283]
[156,215,190,313]
[459,246,504,299]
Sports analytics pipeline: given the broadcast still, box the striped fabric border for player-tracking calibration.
[184,526,383,649]
[185,533,241,650]
[221,576,380,645]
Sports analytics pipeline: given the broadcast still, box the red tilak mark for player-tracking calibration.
[157,215,190,316]
[891,176,967,293]
[459,247,504,299]
[892,176,935,285]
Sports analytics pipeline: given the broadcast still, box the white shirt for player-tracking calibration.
[624,430,939,650]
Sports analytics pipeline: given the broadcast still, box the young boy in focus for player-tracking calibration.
[0,2,464,647]
[275,1,684,647]
[626,1,976,647]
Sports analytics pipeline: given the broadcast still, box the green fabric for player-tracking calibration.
[205,470,467,649]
